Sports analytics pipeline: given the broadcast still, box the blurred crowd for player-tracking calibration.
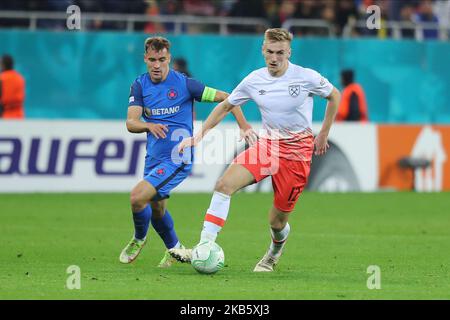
[1,0,449,38]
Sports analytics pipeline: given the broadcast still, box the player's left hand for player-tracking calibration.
[239,127,258,146]
[314,132,329,156]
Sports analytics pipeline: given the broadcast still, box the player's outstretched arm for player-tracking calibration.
[213,90,258,146]
[126,106,168,138]
[178,98,236,153]
[315,87,341,156]
[209,89,249,129]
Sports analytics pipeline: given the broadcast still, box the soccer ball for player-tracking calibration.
[191,241,225,274]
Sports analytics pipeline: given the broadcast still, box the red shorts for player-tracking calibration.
[233,135,314,212]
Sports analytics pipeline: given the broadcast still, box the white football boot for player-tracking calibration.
[168,246,193,263]
[253,252,280,272]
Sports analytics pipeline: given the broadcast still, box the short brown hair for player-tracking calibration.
[144,36,171,53]
[264,28,293,43]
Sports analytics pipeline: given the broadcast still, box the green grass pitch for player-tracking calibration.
[0,192,449,300]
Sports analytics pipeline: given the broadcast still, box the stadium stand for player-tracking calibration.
[1,0,448,39]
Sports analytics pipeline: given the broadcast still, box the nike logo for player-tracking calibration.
[258,90,267,95]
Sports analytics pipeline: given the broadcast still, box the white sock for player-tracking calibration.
[200,191,231,242]
[268,223,290,258]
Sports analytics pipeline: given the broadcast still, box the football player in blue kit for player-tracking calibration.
[120,36,256,266]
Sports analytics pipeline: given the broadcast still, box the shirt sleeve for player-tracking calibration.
[186,78,206,102]
[128,79,144,107]
[304,69,333,98]
[228,77,251,106]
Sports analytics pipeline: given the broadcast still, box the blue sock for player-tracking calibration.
[151,210,179,249]
[133,205,151,241]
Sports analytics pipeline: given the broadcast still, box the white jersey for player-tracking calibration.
[228,61,333,139]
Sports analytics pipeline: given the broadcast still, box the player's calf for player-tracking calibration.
[268,223,290,257]
[254,223,290,272]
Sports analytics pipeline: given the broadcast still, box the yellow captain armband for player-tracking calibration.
[201,87,217,102]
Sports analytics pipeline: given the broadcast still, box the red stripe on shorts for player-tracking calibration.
[205,213,226,227]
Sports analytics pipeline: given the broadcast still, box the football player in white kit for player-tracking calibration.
[171,28,341,272]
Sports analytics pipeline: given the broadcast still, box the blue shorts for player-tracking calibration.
[143,159,192,201]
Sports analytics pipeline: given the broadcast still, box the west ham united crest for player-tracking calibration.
[288,85,300,97]
[167,88,178,100]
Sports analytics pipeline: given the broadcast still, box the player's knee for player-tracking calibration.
[214,177,235,195]
[130,191,147,213]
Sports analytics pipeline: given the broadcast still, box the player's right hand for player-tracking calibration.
[314,132,329,156]
[239,127,259,146]
[178,137,196,154]
[147,123,169,139]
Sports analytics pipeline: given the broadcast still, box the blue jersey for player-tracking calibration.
[128,70,205,163]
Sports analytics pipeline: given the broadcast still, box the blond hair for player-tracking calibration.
[264,28,293,43]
